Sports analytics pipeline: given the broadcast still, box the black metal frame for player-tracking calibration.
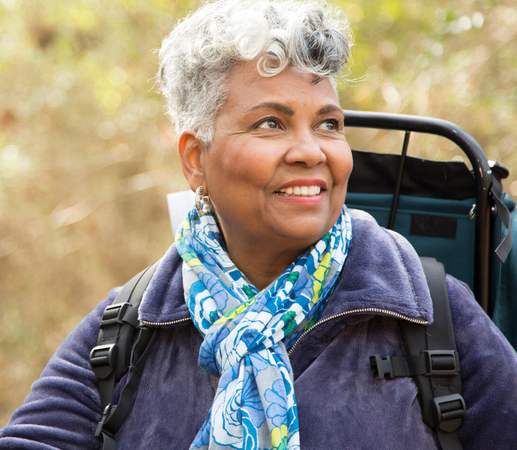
[343,110,494,313]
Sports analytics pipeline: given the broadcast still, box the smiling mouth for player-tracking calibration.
[275,185,322,196]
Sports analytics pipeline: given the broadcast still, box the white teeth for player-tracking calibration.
[276,185,322,196]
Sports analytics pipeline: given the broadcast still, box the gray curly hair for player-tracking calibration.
[158,0,353,145]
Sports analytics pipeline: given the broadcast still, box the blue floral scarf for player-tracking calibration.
[175,205,352,450]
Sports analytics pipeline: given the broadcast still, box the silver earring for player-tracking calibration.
[195,186,211,216]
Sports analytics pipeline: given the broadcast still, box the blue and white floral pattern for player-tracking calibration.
[176,205,352,450]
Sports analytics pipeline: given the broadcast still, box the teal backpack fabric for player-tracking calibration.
[346,150,516,349]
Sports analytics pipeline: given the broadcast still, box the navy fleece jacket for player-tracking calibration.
[1,209,517,449]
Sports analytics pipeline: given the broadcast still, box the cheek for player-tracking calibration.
[205,145,271,215]
[210,143,276,188]
[344,150,354,179]
[332,145,354,188]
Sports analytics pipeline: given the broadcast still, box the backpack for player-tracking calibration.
[90,257,464,450]
[344,110,514,339]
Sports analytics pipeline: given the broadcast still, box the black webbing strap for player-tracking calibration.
[94,327,158,449]
[90,260,160,449]
[369,351,460,380]
[403,257,464,450]
[491,176,513,263]
[370,257,465,450]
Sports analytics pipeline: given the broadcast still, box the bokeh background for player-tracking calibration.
[1,0,516,426]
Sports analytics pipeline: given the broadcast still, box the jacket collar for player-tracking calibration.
[139,209,433,326]
[317,209,433,324]
[139,243,189,325]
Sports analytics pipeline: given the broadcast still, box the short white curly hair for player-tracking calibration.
[158,0,353,145]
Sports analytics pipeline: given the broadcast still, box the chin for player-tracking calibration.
[274,221,333,246]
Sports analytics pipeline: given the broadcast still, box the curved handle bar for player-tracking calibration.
[343,110,494,313]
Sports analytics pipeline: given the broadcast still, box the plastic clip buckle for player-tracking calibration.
[423,350,458,376]
[95,403,116,441]
[90,344,118,379]
[100,302,131,328]
[370,355,394,380]
[433,394,466,432]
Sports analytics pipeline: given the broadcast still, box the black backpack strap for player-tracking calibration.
[490,162,513,263]
[369,257,465,450]
[89,260,160,449]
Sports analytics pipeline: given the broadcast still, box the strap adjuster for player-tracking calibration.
[423,350,458,376]
[433,394,466,432]
[101,303,134,328]
[369,355,394,380]
[90,344,118,379]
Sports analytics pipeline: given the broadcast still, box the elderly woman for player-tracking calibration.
[1,0,517,449]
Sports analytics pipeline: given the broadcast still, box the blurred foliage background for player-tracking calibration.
[1,0,516,426]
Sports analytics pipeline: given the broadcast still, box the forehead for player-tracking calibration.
[222,61,340,111]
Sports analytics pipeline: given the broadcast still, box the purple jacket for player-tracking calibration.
[2,209,517,449]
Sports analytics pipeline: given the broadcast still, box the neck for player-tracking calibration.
[225,238,311,290]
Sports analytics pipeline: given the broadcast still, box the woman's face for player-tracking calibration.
[195,62,352,267]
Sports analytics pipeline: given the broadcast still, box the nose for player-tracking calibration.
[284,129,326,167]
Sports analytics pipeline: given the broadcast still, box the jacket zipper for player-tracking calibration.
[141,308,428,354]
[288,307,429,355]
[141,317,192,327]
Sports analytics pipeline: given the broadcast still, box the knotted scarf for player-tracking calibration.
[175,205,352,450]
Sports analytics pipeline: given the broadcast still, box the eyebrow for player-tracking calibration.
[317,105,344,117]
[245,102,344,118]
[245,102,295,116]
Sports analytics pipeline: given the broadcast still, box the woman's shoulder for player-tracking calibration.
[347,207,432,294]
[444,272,517,448]
[0,293,116,448]
[334,208,433,322]
[348,208,415,253]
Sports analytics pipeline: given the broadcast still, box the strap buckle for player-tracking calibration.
[90,344,118,379]
[433,394,466,432]
[423,350,458,376]
[100,302,133,328]
[369,355,394,380]
[95,403,117,441]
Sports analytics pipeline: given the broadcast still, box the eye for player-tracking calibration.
[318,119,340,131]
[256,118,281,129]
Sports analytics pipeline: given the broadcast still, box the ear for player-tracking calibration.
[177,130,207,192]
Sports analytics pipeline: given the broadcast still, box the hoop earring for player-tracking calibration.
[195,186,211,216]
